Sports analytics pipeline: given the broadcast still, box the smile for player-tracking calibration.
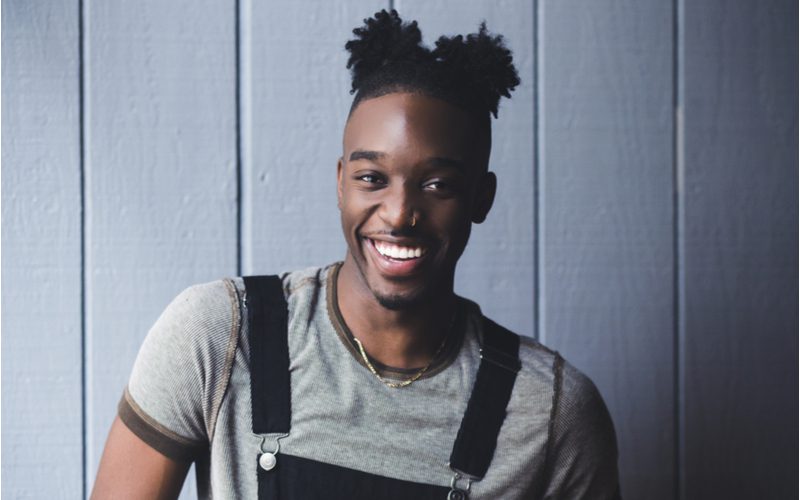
[370,239,427,260]
[364,237,430,277]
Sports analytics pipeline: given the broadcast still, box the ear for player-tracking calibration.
[471,171,496,224]
[337,157,344,209]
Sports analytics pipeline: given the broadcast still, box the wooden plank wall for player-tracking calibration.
[2,0,796,498]
[83,1,238,497]
[538,1,676,497]
[681,1,798,498]
[2,1,84,497]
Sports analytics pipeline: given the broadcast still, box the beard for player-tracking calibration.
[373,288,430,310]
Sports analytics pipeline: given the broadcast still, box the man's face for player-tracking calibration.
[337,92,496,309]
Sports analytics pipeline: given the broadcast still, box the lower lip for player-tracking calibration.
[365,238,428,277]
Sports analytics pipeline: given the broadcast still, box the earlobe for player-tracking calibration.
[472,171,497,224]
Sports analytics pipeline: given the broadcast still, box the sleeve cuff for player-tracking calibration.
[118,387,207,463]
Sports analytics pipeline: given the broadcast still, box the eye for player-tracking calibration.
[423,179,450,191]
[354,172,386,187]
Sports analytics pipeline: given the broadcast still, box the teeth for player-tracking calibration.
[373,240,426,260]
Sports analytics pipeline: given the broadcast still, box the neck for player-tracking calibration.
[336,256,457,369]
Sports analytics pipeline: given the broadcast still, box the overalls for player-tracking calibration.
[243,276,521,500]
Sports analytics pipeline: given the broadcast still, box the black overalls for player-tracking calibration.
[243,275,522,500]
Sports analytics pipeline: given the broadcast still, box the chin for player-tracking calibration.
[367,272,441,310]
[374,290,427,310]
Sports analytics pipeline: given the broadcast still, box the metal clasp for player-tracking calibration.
[255,433,288,472]
[448,471,473,500]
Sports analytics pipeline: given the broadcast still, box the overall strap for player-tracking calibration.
[449,317,521,481]
[243,275,291,434]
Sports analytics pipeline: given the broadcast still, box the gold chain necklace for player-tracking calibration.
[353,334,449,388]
[349,306,458,389]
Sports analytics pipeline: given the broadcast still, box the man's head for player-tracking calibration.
[337,10,519,310]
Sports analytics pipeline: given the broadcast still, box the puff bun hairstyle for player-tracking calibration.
[345,9,520,126]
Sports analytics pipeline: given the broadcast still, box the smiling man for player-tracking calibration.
[336,91,495,373]
[93,10,621,500]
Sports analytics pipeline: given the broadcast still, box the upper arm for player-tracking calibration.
[91,416,191,500]
[542,358,622,500]
[92,279,240,498]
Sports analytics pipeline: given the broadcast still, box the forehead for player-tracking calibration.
[343,92,486,165]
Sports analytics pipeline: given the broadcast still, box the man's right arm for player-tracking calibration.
[91,416,191,500]
[91,279,239,499]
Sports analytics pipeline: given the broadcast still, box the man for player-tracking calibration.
[93,10,620,499]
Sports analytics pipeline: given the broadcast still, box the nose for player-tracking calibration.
[378,181,418,230]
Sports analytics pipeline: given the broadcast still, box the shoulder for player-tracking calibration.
[477,313,607,412]
[477,312,618,459]
[475,311,561,383]
[133,278,240,368]
[123,277,244,456]
[554,357,611,426]
[493,318,615,439]
[229,263,337,304]
[479,317,620,498]
[281,264,335,294]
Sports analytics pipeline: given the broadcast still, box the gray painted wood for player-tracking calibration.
[1,0,84,497]
[539,1,676,497]
[394,0,536,338]
[84,0,238,496]
[243,0,383,276]
[681,1,798,498]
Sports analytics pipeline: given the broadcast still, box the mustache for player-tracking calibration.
[360,227,435,246]
[362,227,423,238]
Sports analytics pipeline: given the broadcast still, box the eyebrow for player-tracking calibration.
[427,156,465,171]
[349,150,385,162]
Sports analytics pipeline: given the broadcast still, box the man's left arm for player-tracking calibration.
[540,360,622,500]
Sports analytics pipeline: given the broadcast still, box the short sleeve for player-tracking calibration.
[118,278,241,462]
[541,357,622,499]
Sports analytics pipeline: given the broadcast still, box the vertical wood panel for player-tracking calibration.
[244,0,384,275]
[539,1,675,497]
[681,1,798,498]
[393,0,536,338]
[1,1,84,497]
[85,1,238,496]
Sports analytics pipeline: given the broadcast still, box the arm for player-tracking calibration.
[91,279,236,499]
[542,359,622,499]
[91,416,190,500]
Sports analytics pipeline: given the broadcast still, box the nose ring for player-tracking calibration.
[410,215,417,227]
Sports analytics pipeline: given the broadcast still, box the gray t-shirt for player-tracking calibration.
[120,263,620,499]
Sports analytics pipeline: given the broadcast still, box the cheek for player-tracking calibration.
[339,192,374,233]
[430,202,472,239]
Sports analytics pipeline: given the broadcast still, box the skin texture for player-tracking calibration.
[336,92,496,368]
[91,416,190,499]
[92,91,496,497]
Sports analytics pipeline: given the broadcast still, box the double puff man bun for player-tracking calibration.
[345,9,520,119]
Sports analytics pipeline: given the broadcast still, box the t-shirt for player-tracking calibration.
[120,263,621,499]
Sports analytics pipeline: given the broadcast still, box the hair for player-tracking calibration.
[344,9,520,126]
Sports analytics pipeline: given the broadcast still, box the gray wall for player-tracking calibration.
[2,0,796,499]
